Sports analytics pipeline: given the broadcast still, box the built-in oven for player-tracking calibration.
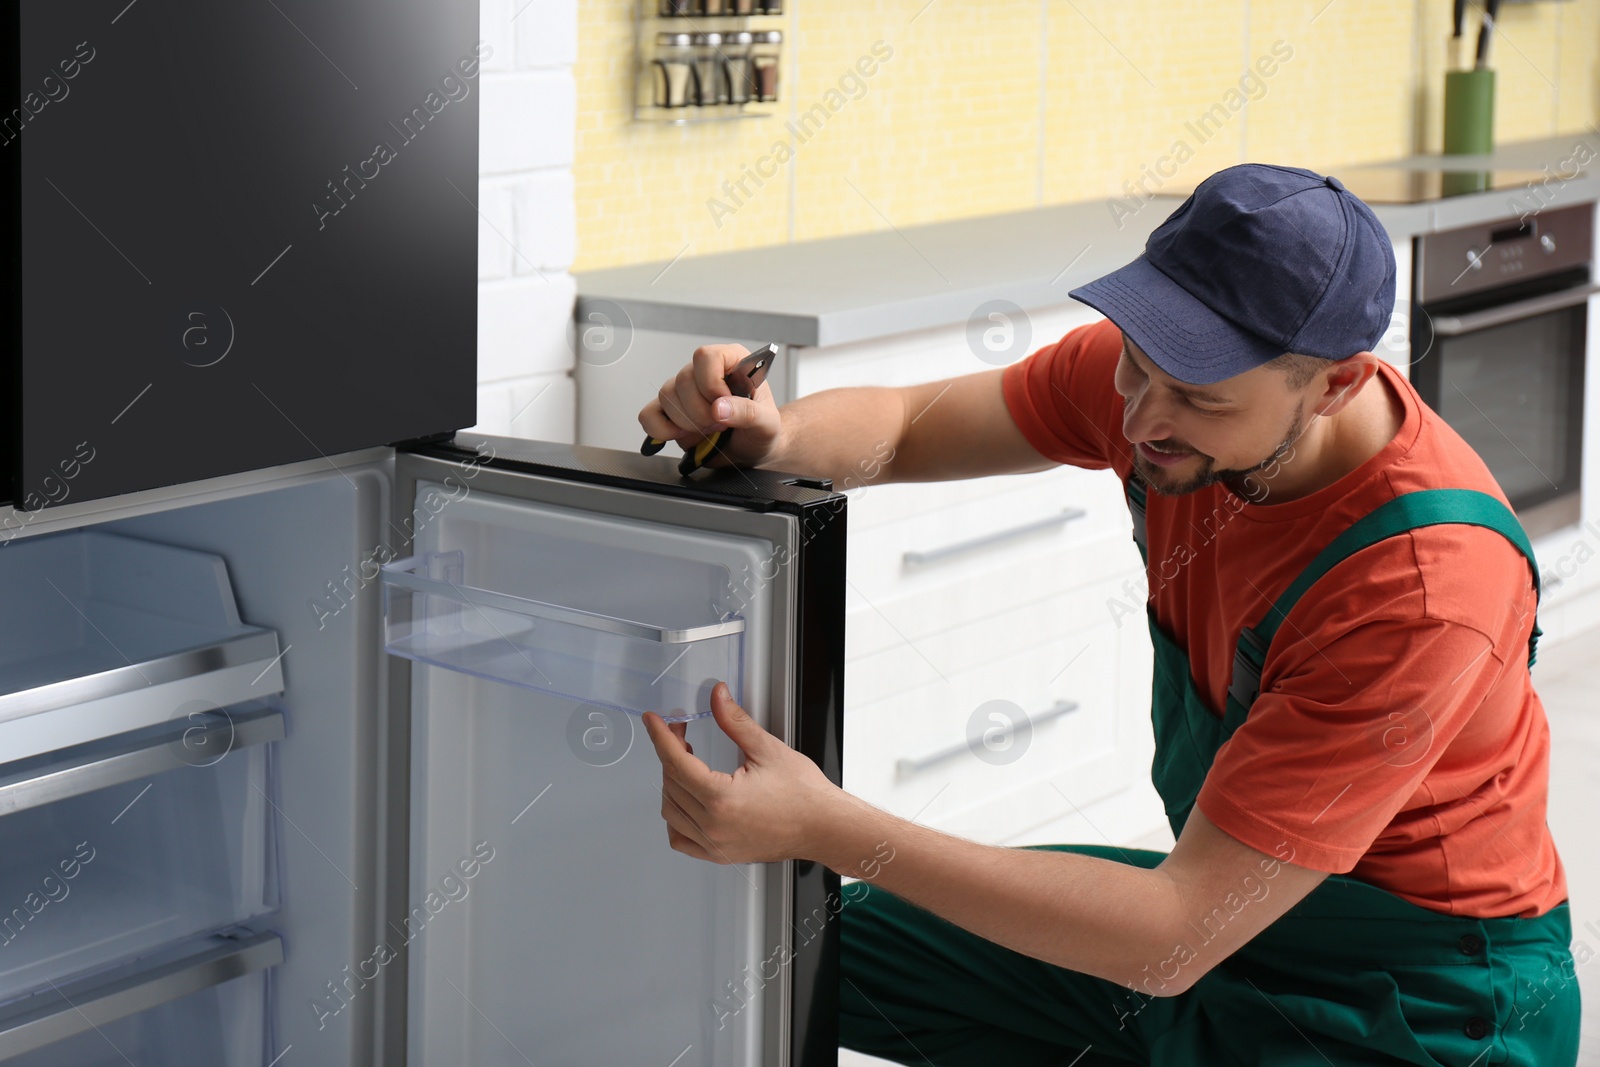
[1410,201,1595,539]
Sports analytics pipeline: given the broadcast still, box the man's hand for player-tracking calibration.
[643,682,841,865]
[638,344,785,471]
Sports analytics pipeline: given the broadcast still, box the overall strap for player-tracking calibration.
[1226,488,1544,718]
[1125,476,1149,563]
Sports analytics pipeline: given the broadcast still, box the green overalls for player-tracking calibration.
[840,479,1581,1066]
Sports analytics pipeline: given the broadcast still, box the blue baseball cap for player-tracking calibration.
[1070,164,1396,385]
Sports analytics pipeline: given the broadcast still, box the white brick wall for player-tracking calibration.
[470,0,577,442]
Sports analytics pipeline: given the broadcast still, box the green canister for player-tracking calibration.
[1443,67,1495,155]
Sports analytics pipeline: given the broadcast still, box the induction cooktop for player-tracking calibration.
[1162,166,1558,205]
[1322,166,1556,204]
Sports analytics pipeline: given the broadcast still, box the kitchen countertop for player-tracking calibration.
[575,134,1600,349]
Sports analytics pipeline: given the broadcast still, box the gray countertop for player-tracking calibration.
[575,134,1600,349]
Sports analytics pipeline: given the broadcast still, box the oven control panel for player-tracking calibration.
[1415,201,1593,303]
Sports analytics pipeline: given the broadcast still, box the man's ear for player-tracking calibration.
[1315,352,1379,417]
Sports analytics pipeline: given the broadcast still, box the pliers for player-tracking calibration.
[641,343,778,476]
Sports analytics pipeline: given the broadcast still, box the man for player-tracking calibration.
[636,165,1579,1065]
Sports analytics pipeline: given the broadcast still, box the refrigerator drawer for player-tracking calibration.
[0,710,282,1006]
[0,531,286,763]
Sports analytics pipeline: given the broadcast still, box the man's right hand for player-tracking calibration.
[638,344,784,470]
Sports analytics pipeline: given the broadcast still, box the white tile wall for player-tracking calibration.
[479,0,516,73]
[513,0,578,68]
[477,274,578,381]
[476,181,516,280]
[511,169,578,273]
[479,72,578,175]
[469,0,578,441]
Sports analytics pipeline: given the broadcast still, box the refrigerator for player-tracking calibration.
[0,436,845,1066]
[0,2,845,1065]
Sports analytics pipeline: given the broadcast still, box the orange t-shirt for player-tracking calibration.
[1002,317,1567,918]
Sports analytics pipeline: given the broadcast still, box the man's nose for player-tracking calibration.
[1122,390,1172,444]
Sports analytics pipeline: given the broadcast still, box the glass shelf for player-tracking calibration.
[382,551,744,723]
[632,104,776,124]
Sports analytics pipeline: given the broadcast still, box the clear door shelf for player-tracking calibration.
[0,531,286,761]
[381,552,745,722]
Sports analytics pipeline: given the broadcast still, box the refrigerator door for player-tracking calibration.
[384,436,844,1067]
[6,0,476,509]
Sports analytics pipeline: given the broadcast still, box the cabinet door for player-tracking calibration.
[384,436,844,1067]
[8,0,476,510]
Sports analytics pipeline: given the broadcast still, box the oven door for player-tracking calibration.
[1412,277,1596,538]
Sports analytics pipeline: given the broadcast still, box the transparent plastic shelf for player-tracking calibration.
[382,551,744,722]
[0,717,281,1005]
[0,531,286,759]
[0,931,278,1062]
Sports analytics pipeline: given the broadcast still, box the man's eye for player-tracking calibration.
[1179,394,1225,415]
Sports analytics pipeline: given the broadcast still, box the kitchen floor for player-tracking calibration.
[841,622,1600,1066]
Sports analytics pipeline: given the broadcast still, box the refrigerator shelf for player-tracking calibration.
[382,551,745,722]
[0,929,281,1060]
[0,702,284,818]
[0,531,286,762]
[0,725,281,1006]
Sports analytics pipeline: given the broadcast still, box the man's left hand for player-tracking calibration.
[643,682,840,865]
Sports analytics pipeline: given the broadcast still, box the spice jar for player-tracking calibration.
[658,0,693,15]
[751,31,781,103]
[691,32,728,107]
[758,0,783,11]
[724,32,754,106]
[653,33,694,108]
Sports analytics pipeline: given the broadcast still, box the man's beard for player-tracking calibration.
[1133,407,1305,498]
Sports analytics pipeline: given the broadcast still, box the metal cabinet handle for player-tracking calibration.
[902,508,1086,569]
[1429,283,1600,336]
[895,699,1079,775]
[0,703,284,818]
[0,928,283,1057]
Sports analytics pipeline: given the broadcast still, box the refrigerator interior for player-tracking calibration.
[0,451,804,1065]
[15,460,397,1066]
[399,479,784,1067]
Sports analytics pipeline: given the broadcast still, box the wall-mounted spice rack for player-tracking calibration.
[633,0,786,124]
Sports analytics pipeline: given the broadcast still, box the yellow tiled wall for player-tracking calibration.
[575,0,1600,271]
